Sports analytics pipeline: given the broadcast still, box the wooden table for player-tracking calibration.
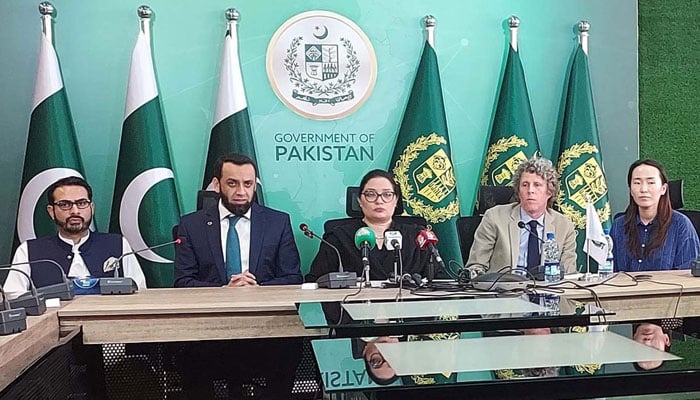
[0,310,64,392]
[558,270,700,321]
[57,270,700,344]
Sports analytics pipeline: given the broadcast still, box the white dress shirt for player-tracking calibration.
[218,200,252,274]
[5,232,148,299]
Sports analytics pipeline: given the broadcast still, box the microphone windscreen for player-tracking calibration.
[517,221,526,229]
[299,223,308,232]
[354,227,376,249]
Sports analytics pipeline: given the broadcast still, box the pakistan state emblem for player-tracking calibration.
[266,11,377,120]
[393,133,460,224]
[563,157,607,209]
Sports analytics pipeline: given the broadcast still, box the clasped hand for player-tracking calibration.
[227,271,258,287]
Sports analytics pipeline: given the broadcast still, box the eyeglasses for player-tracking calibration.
[362,191,395,203]
[368,352,387,369]
[52,199,92,210]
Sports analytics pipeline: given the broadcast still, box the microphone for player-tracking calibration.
[384,231,402,251]
[415,229,445,278]
[0,285,27,335]
[517,221,546,244]
[518,220,559,281]
[299,223,357,289]
[100,238,182,295]
[0,259,74,301]
[385,231,402,282]
[0,267,47,316]
[354,227,376,286]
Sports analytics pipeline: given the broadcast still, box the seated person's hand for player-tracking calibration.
[227,271,258,287]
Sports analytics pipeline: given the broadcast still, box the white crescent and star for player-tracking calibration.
[313,25,329,40]
[120,167,175,264]
[17,167,84,242]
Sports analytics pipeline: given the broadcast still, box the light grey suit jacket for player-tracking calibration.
[466,203,578,273]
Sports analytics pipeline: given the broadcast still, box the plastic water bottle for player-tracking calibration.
[543,232,562,283]
[599,229,614,278]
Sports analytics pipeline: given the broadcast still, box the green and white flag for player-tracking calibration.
[109,17,181,287]
[480,44,539,187]
[555,44,611,273]
[390,40,462,265]
[202,16,263,204]
[16,26,86,243]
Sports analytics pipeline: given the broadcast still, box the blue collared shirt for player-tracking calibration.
[610,210,700,271]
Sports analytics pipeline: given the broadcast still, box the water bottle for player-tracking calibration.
[599,229,614,278]
[543,232,562,283]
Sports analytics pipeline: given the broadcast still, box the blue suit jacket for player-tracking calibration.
[174,203,302,287]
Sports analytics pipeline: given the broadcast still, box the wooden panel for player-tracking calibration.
[0,310,60,392]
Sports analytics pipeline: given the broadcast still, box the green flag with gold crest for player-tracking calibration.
[389,40,461,266]
[555,44,611,273]
[481,45,540,188]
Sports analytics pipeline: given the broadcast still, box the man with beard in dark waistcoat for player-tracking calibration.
[5,176,147,298]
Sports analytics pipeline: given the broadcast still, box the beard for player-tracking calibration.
[56,214,91,235]
[220,193,252,216]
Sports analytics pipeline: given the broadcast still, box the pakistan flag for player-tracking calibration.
[481,44,540,187]
[109,14,181,287]
[555,44,611,273]
[390,40,461,266]
[16,21,87,244]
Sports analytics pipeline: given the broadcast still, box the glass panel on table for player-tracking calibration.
[296,293,611,336]
[311,323,700,397]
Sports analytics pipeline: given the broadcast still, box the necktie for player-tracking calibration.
[226,216,242,277]
[527,220,540,268]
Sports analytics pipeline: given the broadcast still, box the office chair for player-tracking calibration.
[476,185,514,216]
[456,216,483,262]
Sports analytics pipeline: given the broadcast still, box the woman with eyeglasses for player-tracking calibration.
[306,169,431,283]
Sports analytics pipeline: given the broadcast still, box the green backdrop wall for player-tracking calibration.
[0,0,638,274]
[639,0,700,209]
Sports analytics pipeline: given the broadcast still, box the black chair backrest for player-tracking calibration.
[668,179,684,210]
[346,186,406,218]
[679,210,700,239]
[323,216,428,236]
[456,216,483,263]
[476,185,514,215]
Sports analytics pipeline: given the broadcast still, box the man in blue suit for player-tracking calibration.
[173,153,303,400]
[174,153,302,287]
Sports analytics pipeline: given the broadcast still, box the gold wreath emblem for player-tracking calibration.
[555,142,611,229]
[393,133,460,223]
[480,135,529,186]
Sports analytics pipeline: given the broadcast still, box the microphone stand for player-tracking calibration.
[363,245,371,288]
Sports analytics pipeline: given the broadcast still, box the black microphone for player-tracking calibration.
[0,259,74,301]
[517,220,561,281]
[517,221,545,244]
[0,267,47,316]
[0,284,27,335]
[100,238,182,295]
[299,223,357,289]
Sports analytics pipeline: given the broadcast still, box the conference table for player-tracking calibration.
[57,270,700,344]
[3,270,700,398]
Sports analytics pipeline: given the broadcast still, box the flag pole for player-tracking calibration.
[585,199,592,281]
[424,15,435,47]
[138,5,152,37]
[508,15,520,51]
[578,20,590,55]
[226,8,240,36]
[38,2,54,44]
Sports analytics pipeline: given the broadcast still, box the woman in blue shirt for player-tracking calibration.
[610,159,699,271]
